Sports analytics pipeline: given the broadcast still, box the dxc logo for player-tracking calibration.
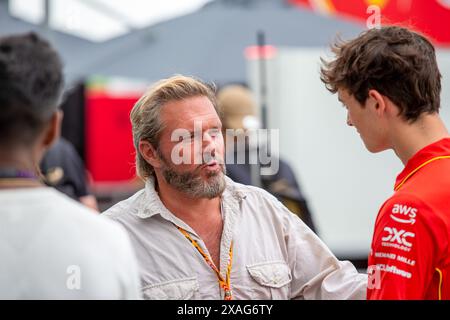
[382,227,415,247]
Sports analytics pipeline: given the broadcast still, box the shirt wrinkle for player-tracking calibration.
[219,189,241,278]
[104,176,366,300]
[136,176,244,278]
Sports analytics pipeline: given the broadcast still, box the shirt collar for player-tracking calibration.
[394,137,450,190]
[135,175,246,220]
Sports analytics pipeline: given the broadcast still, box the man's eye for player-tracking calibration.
[179,134,193,142]
[209,129,221,137]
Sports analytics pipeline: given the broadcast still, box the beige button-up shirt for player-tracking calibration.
[103,176,367,300]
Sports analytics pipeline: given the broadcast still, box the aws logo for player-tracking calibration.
[390,204,417,225]
[382,227,415,247]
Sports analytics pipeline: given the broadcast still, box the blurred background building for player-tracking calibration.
[1,0,449,268]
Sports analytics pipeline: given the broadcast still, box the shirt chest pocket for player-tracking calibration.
[246,261,292,299]
[142,277,199,300]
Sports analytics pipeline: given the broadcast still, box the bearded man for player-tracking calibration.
[103,75,367,300]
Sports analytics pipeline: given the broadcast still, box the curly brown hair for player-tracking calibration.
[320,26,441,122]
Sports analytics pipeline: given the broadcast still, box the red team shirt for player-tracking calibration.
[367,138,450,300]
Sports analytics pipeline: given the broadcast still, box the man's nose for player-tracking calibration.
[346,113,353,126]
[202,132,216,151]
[203,131,214,144]
[202,132,217,162]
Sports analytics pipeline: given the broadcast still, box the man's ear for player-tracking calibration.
[42,110,63,149]
[139,140,162,169]
[367,89,386,116]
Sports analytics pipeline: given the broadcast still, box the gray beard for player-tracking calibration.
[159,152,227,199]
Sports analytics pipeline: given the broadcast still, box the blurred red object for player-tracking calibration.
[85,93,139,183]
[244,45,278,60]
[289,0,450,47]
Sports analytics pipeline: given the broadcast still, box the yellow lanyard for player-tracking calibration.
[177,226,233,300]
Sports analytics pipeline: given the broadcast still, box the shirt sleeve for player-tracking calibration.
[367,194,438,299]
[273,199,367,299]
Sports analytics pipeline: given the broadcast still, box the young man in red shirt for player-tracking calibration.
[321,26,450,299]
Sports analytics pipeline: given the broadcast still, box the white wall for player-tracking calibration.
[247,48,450,258]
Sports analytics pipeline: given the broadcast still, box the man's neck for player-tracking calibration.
[390,114,450,165]
[155,177,224,267]
[0,149,36,171]
[156,178,222,226]
[0,148,43,189]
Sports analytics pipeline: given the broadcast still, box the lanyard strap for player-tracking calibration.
[0,168,40,188]
[0,168,37,180]
[177,226,233,300]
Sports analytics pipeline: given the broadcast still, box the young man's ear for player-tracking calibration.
[139,140,162,169]
[367,89,386,115]
[42,110,63,149]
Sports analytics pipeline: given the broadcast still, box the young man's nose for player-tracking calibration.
[347,113,353,126]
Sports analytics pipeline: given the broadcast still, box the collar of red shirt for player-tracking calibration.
[394,137,450,191]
